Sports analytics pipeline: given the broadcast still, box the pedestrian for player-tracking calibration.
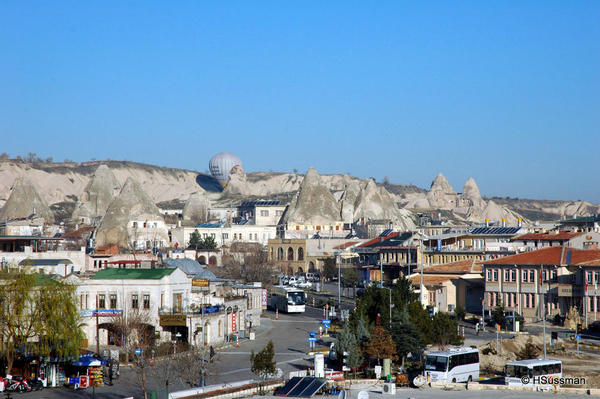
[475,322,480,336]
[210,345,215,363]
[108,361,113,386]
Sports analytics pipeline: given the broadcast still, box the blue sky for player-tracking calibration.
[1,1,599,202]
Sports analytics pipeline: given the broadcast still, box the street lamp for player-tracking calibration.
[414,230,429,307]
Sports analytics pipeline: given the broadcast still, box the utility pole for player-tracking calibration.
[201,304,205,387]
[337,254,341,308]
[419,231,425,306]
[96,295,100,354]
[542,265,547,359]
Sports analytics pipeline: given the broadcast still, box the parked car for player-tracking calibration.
[287,276,298,286]
[297,280,313,289]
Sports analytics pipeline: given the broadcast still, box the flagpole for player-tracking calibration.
[542,265,546,359]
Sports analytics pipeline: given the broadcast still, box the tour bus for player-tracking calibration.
[504,359,562,387]
[425,346,480,383]
[267,286,306,313]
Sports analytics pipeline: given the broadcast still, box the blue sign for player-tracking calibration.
[69,377,80,385]
[322,320,331,329]
[308,337,317,342]
[309,331,316,337]
[204,305,221,314]
[436,239,442,252]
[135,349,142,355]
[576,334,581,341]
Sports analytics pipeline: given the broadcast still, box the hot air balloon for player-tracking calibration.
[209,152,243,187]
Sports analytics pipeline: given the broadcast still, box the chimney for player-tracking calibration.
[518,218,522,228]
[485,218,489,227]
[502,218,506,228]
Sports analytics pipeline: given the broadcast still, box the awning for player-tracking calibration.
[72,354,107,367]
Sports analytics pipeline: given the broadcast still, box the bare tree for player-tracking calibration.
[220,242,275,286]
[176,344,207,388]
[108,310,154,363]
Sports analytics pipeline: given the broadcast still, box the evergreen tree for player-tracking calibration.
[431,312,463,349]
[346,342,363,378]
[355,314,370,345]
[391,307,425,366]
[335,321,357,366]
[188,230,202,249]
[250,340,276,380]
[201,236,218,250]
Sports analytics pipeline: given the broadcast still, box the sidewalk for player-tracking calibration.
[216,317,273,351]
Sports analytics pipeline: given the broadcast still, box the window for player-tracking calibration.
[587,271,593,284]
[594,271,600,285]
[132,294,139,309]
[133,221,138,228]
[110,294,117,309]
[486,269,492,281]
[98,294,106,309]
[522,270,527,282]
[276,210,283,216]
[143,294,150,309]
[493,269,498,282]
[531,294,536,308]
[504,270,510,282]
[551,269,558,282]
[529,270,535,283]
[524,294,530,308]
[260,210,269,217]
[223,233,229,239]
[511,269,516,282]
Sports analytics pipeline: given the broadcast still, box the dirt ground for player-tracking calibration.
[478,333,600,388]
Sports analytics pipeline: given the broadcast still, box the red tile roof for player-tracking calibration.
[416,259,482,274]
[409,274,457,286]
[61,226,94,239]
[356,232,399,248]
[512,231,582,241]
[333,241,361,250]
[483,246,600,266]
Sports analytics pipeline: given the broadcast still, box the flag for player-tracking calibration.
[540,267,544,287]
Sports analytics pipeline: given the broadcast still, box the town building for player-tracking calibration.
[482,246,600,323]
[510,231,600,251]
[409,259,483,313]
[170,222,277,249]
[558,215,600,233]
[237,200,286,226]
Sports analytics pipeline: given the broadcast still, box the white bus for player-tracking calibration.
[267,286,306,313]
[425,346,479,383]
[504,359,562,388]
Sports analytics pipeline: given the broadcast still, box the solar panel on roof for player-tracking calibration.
[288,378,314,396]
[298,378,327,397]
[277,377,303,396]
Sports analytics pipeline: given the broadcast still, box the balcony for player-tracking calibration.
[159,304,225,315]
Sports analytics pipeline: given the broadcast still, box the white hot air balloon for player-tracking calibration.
[209,152,243,187]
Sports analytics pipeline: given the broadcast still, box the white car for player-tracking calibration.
[297,280,313,289]
[287,276,297,286]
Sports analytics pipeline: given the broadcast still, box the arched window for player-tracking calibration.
[309,261,316,272]
[287,247,294,261]
[298,247,304,261]
[297,267,303,274]
[198,255,207,264]
[278,247,283,261]
[209,256,217,266]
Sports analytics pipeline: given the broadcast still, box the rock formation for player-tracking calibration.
[283,167,342,225]
[466,200,525,225]
[426,173,457,209]
[95,177,168,249]
[339,175,362,223]
[0,178,54,223]
[350,179,416,230]
[72,165,120,224]
[459,177,485,210]
[222,170,250,196]
[183,191,211,224]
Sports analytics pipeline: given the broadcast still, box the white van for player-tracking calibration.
[504,359,562,388]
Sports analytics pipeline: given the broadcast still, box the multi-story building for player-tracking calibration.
[558,215,600,233]
[482,246,600,323]
[510,231,600,251]
[237,200,286,226]
[353,232,418,282]
[170,223,277,248]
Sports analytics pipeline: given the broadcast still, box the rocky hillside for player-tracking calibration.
[0,159,597,225]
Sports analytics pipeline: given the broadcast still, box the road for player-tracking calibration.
[7,307,332,398]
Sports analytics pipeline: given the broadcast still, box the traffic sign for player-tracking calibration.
[322,320,331,328]
[309,331,316,337]
[135,349,142,355]
[576,334,581,341]
[308,337,317,342]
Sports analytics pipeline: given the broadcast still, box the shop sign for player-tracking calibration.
[159,314,187,327]
[262,289,268,306]
[81,309,123,317]
[204,305,221,314]
[192,278,209,288]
